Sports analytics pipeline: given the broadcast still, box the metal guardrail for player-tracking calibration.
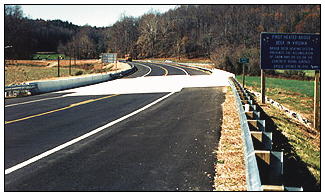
[229,77,303,191]
[229,78,263,191]
[5,84,37,91]
[5,84,38,97]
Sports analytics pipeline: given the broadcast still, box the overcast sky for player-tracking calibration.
[20,5,178,27]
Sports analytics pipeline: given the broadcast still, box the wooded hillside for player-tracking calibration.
[5,5,320,74]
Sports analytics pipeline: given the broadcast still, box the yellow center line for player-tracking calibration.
[5,94,119,125]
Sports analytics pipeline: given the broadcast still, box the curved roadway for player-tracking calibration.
[5,62,225,191]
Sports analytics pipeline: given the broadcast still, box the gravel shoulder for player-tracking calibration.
[213,87,246,191]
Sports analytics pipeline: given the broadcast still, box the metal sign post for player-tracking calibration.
[240,58,249,88]
[261,69,266,104]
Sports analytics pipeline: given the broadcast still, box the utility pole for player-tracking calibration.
[74,48,76,65]
[57,56,60,77]
[69,56,72,76]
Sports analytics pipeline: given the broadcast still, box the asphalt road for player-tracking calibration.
[5,62,225,191]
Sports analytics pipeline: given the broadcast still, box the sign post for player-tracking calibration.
[314,71,320,130]
[261,69,266,104]
[260,32,320,129]
[240,58,249,88]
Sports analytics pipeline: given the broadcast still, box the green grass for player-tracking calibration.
[237,75,314,97]
[260,100,320,190]
[275,70,316,78]
[235,74,320,190]
[32,53,66,60]
[236,75,316,121]
[5,66,92,85]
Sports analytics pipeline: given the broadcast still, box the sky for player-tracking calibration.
[20,5,178,27]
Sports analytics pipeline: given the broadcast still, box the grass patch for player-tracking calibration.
[254,97,320,190]
[236,75,316,122]
[32,53,66,60]
[276,70,315,78]
[5,66,92,85]
[236,75,314,97]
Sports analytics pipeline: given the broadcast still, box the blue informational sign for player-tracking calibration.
[240,58,249,63]
[260,33,320,70]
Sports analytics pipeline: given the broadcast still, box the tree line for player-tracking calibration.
[5,5,320,75]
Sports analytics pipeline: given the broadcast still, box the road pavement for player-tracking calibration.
[5,62,227,191]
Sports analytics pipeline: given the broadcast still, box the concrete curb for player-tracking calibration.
[27,64,136,94]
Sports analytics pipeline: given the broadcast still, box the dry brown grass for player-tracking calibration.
[213,87,246,191]
[6,59,101,67]
[5,60,130,85]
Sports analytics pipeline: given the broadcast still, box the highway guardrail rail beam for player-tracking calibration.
[229,77,303,191]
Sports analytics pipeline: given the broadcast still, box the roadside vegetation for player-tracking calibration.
[5,5,319,65]
[235,75,316,124]
[32,53,66,60]
[252,94,320,190]
[4,60,115,85]
[145,57,213,64]
[5,66,91,86]
[229,74,320,190]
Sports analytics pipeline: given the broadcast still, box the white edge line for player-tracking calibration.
[160,63,189,75]
[5,96,64,108]
[5,91,176,175]
[135,62,152,77]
